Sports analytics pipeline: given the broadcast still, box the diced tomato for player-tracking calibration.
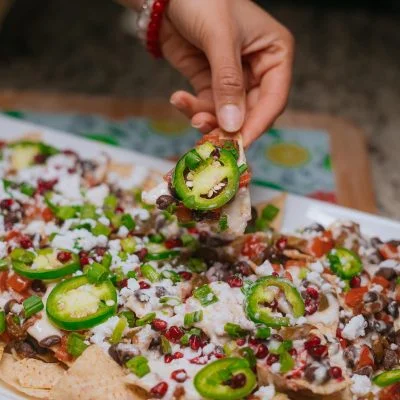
[308,231,334,257]
[6,273,31,293]
[187,227,198,234]
[372,275,390,289]
[357,345,374,369]
[5,230,20,242]
[283,271,293,282]
[0,331,11,344]
[0,271,8,291]
[379,243,400,261]
[239,171,251,188]
[345,286,368,308]
[196,132,223,147]
[54,335,72,362]
[285,260,307,268]
[175,204,193,223]
[42,207,54,222]
[379,383,400,400]
[163,169,173,184]
[271,263,281,273]
[241,235,267,260]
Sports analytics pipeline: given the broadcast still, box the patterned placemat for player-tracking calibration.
[3,110,336,202]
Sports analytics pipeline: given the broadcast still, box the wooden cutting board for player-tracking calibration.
[0,89,376,213]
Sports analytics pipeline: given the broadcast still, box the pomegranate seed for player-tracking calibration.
[271,334,283,341]
[304,336,321,350]
[134,248,148,261]
[190,356,207,365]
[139,281,151,289]
[57,251,72,263]
[306,286,319,299]
[19,236,32,249]
[150,382,168,398]
[164,326,184,343]
[255,344,269,359]
[234,261,252,276]
[63,149,78,157]
[248,337,260,346]
[115,206,124,213]
[173,352,183,359]
[0,199,13,209]
[33,154,48,164]
[67,167,76,174]
[350,276,361,288]
[276,237,287,251]
[95,247,107,256]
[329,366,343,379]
[336,328,343,338]
[189,335,202,351]
[236,338,246,346]
[164,238,182,249]
[267,299,278,310]
[289,348,297,356]
[179,271,192,281]
[305,299,318,315]
[37,179,57,194]
[118,278,128,288]
[152,319,168,331]
[227,373,247,389]
[171,369,187,383]
[164,354,173,363]
[79,251,90,266]
[308,344,328,360]
[227,276,243,288]
[272,272,279,277]
[266,354,279,365]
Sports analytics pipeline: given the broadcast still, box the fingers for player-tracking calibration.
[203,27,245,133]
[191,112,218,133]
[170,91,214,120]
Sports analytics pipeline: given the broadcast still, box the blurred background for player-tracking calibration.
[0,0,399,217]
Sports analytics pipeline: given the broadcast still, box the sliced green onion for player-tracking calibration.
[193,285,218,306]
[140,264,160,283]
[299,267,308,280]
[20,182,35,197]
[224,323,249,339]
[80,203,97,219]
[149,234,164,244]
[0,258,8,271]
[127,271,137,279]
[261,204,280,221]
[56,205,78,221]
[0,311,6,334]
[218,214,229,232]
[67,332,88,357]
[160,270,181,283]
[109,316,128,344]
[136,312,156,326]
[184,310,203,327]
[104,194,118,211]
[223,341,238,356]
[161,335,172,354]
[23,295,44,318]
[126,355,150,378]
[239,347,256,369]
[121,214,135,230]
[92,223,111,237]
[255,326,271,339]
[280,351,294,373]
[10,248,35,263]
[121,237,136,254]
[87,262,108,284]
[181,328,201,346]
[238,164,248,175]
[188,258,207,273]
[159,296,181,306]
[181,233,197,248]
[101,252,112,269]
[119,310,136,328]
[255,218,269,231]
[185,150,202,170]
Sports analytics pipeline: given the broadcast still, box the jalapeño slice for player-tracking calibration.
[327,247,363,279]
[373,370,400,387]
[172,142,240,211]
[145,243,180,261]
[11,248,80,280]
[194,358,256,400]
[46,276,117,331]
[245,276,305,327]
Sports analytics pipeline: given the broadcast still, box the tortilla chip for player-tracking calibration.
[256,193,287,231]
[0,342,4,361]
[49,345,137,400]
[12,132,43,143]
[0,353,53,398]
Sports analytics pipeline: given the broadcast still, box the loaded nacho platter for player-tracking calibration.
[0,116,399,400]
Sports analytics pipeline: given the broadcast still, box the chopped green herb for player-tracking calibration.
[255,326,271,339]
[160,270,181,283]
[23,295,44,318]
[121,214,135,230]
[109,316,128,344]
[140,264,160,282]
[161,335,172,354]
[67,333,88,357]
[193,285,218,306]
[80,203,97,219]
[136,312,156,326]
[87,262,108,284]
[224,323,249,339]
[119,310,136,328]
[218,215,229,232]
[20,182,35,197]
[92,223,111,237]
[0,311,5,334]
[261,204,280,221]
[188,258,207,273]
[126,356,150,378]
[184,310,203,327]
[121,237,136,254]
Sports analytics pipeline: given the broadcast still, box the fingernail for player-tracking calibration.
[170,95,181,107]
[191,121,202,129]
[219,104,243,132]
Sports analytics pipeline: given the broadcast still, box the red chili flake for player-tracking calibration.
[118,279,128,289]
[150,382,168,398]
[307,344,328,360]
[329,366,343,379]
[236,338,246,346]
[173,352,183,359]
[57,251,72,263]
[306,286,319,299]
[152,319,168,332]
[289,348,297,356]
[79,251,90,266]
[134,248,148,262]
[255,344,269,359]
[139,281,151,289]
[37,179,58,194]
[189,335,202,351]
[164,238,182,249]
[276,237,288,251]
[19,236,33,249]
[164,326,184,343]
[350,276,361,288]
[115,206,124,213]
[227,276,243,288]
[248,337,260,346]
[33,154,48,164]
[266,354,279,365]
[304,336,321,350]
[171,369,187,383]
[178,271,192,281]
[164,354,174,363]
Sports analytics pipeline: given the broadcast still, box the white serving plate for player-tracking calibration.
[0,113,399,399]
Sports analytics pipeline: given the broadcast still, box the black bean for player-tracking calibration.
[108,344,122,365]
[304,223,325,233]
[388,301,399,318]
[370,237,383,248]
[31,280,47,293]
[149,337,161,351]
[13,341,36,358]
[376,267,397,281]
[363,292,378,303]
[383,349,398,370]
[232,261,252,277]
[227,373,247,389]
[4,299,18,315]
[134,290,150,303]
[343,346,357,368]
[155,287,167,298]
[39,335,61,348]
[304,365,329,384]
[354,366,373,377]
[374,320,388,334]
[156,195,176,210]
[26,336,49,355]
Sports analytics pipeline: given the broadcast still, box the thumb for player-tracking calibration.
[205,34,245,133]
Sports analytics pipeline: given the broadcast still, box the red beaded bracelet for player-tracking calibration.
[136,0,170,58]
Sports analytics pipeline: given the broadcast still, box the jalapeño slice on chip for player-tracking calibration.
[46,276,117,331]
[172,142,240,211]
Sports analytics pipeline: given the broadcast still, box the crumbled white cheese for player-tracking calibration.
[51,229,108,252]
[310,260,324,273]
[256,260,275,276]
[90,316,122,350]
[342,315,366,340]
[370,284,383,293]
[0,241,7,259]
[118,226,129,237]
[55,174,82,201]
[85,184,109,207]
[270,362,281,373]
[351,374,371,396]
[306,271,324,287]
[253,385,276,400]
[129,208,150,221]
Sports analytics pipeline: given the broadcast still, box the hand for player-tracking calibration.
[160,0,294,146]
